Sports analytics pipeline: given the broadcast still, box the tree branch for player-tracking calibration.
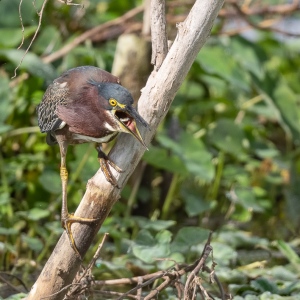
[151,0,168,69]
[26,0,224,299]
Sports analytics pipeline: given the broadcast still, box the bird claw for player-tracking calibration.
[61,213,99,260]
[98,158,122,188]
[97,146,123,188]
[107,159,123,173]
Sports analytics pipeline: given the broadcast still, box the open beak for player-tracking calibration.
[112,106,149,149]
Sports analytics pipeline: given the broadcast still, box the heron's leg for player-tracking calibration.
[96,145,123,188]
[58,139,98,259]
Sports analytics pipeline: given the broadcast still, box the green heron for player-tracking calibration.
[37,66,149,258]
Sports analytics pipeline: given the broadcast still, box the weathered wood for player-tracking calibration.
[150,0,168,69]
[26,0,224,299]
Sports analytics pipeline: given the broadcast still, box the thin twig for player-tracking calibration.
[144,277,173,300]
[137,277,143,299]
[12,0,49,78]
[32,0,39,14]
[66,234,109,298]
[0,274,25,294]
[40,283,81,300]
[184,232,213,299]
[17,0,25,50]
[116,272,167,300]
[85,233,109,272]
[94,290,138,299]
[204,266,226,300]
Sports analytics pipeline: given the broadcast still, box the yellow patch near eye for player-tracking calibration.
[117,102,126,109]
[109,98,117,107]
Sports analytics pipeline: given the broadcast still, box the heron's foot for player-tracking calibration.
[97,147,123,188]
[61,213,99,260]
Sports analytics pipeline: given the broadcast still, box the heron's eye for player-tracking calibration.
[109,98,117,107]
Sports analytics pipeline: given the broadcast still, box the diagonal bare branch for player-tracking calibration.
[26,0,224,299]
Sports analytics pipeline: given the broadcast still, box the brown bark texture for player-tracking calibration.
[26,0,224,299]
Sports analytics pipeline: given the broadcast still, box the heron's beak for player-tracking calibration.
[112,106,149,149]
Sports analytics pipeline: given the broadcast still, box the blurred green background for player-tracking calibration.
[1,0,300,299]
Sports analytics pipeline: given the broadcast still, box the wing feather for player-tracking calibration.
[36,82,68,133]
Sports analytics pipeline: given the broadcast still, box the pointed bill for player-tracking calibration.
[112,106,149,149]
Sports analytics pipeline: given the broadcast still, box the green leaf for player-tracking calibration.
[260,292,300,300]
[134,229,156,247]
[212,242,237,266]
[27,208,50,221]
[21,235,43,252]
[171,227,209,252]
[250,277,279,294]
[132,242,170,264]
[179,133,215,181]
[231,206,253,222]
[39,170,62,194]
[157,132,215,181]
[134,217,176,231]
[275,240,300,265]
[0,227,18,235]
[182,189,216,217]
[0,27,36,48]
[234,187,265,212]
[0,192,11,206]
[209,118,246,157]
[273,83,300,142]
[197,44,249,91]
[32,25,62,54]
[0,75,13,124]
[270,266,297,281]
[132,229,171,263]
[0,49,56,82]
[143,146,188,175]
[252,73,300,143]
[156,230,172,244]
[158,252,185,269]
[4,293,28,300]
[231,37,265,80]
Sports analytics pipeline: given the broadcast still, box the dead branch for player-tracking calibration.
[151,0,168,69]
[64,233,109,298]
[227,0,300,16]
[70,232,224,299]
[184,232,213,299]
[229,2,300,37]
[25,0,224,299]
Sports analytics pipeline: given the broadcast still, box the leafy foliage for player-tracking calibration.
[0,0,300,299]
